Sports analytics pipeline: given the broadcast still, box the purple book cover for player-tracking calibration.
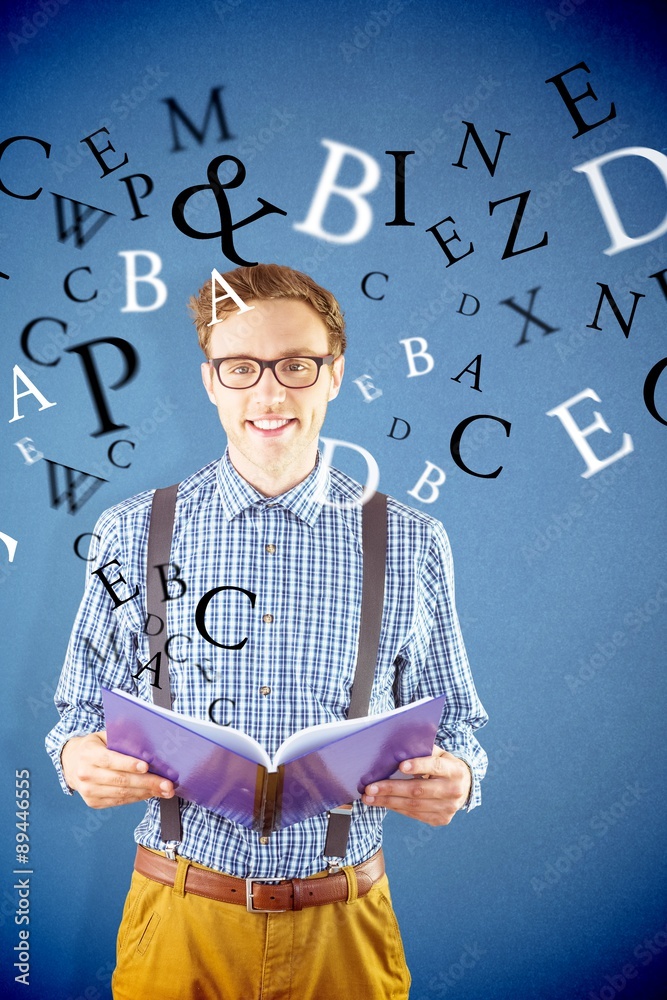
[103,687,446,832]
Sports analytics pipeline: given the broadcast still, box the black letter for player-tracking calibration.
[64,267,97,303]
[92,559,139,608]
[489,191,548,259]
[195,586,256,649]
[133,651,163,689]
[80,128,129,178]
[649,268,667,301]
[457,293,480,316]
[52,193,115,248]
[0,135,51,200]
[426,216,474,266]
[388,416,411,440]
[154,563,187,602]
[165,633,191,663]
[209,697,236,726]
[384,151,415,226]
[499,287,559,346]
[162,86,234,153]
[20,317,67,367]
[120,173,154,221]
[586,283,645,339]
[361,272,388,300]
[545,62,616,139]
[73,532,101,561]
[45,460,107,514]
[450,415,511,478]
[644,357,667,426]
[452,122,511,177]
[65,337,139,438]
[107,439,135,469]
[451,354,483,392]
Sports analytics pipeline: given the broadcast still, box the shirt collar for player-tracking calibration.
[215,447,330,526]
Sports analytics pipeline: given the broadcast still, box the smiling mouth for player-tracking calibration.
[248,417,296,433]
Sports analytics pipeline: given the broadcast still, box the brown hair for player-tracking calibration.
[189,263,347,357]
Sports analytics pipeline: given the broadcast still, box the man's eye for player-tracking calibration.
[283,362,306,372]
[231,364,253,374]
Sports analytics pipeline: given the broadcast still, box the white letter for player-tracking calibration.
[353,374,383,402]
[400,337,434,378]
[119,250,167,312]
[208,268,254,324]
[319,436,380,506]
[546,387,633,477]
[0,532,17,563]
[293,139,381,244]
[408,461,446,504]
[14,437,43,464]
[9,365,57,423]
[573,147,667,255]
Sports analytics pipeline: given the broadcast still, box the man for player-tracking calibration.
[47,263,488,1000]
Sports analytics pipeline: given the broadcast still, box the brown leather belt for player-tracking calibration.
[134,845,385,912]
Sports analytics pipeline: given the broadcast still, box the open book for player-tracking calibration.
[102,687,446,836]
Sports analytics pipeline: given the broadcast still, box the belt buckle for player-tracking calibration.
[246,877,288,913]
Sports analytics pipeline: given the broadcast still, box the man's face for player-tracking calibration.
[201,298,344,495]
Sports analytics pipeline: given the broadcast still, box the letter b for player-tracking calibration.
[293,139,381,244]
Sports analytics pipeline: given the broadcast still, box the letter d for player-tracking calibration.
[319,436,380,507]
[574,147,667,255]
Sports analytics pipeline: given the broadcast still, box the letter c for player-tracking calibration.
[108,439,135,469]
[450,414,512,478]
[73,533,100,561]
[644,356,667,426]
[64,266,98,303]
[0,135,51,200]
[20,317,67,367]
[195,586,257,649]
[165,633,191,664]
[361,271,388,300]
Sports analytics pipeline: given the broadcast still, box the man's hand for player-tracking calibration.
[362,746,471,826]
[61,731,175,809]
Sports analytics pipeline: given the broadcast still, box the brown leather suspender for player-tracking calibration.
[145,483,387,859]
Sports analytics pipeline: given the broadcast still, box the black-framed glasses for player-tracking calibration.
[208,354,335,389]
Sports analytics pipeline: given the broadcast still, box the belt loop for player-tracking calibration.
[172,856,190,898]
[342,865,358,905]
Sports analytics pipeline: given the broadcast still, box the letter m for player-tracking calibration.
[162,86,234,153]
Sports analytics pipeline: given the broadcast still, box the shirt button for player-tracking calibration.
[259,836,270,845]
[262,613,274,623]
[265,544,276,554]
[260,685,271,696]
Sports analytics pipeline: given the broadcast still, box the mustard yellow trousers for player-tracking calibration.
[111,854,411,1000]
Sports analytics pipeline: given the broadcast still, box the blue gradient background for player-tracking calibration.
[1,0,666,997]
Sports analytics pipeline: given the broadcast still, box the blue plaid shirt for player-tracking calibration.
[46,450,488,879]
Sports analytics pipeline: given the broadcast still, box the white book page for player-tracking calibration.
[273,696,435,766]
[108,688,273,770]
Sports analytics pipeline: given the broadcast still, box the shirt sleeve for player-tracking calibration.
[45,509,142,794]
[401,518,489,811]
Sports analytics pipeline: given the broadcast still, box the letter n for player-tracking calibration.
[586,283,645,339]
[51,194,115,248]
[452,122,511,177]
[162,86,234,152]
[44,460,107,514]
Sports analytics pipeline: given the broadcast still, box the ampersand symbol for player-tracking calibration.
[171,155,287,267]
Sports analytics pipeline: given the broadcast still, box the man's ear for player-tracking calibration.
[201,362,217,405]
[328,355,345,401]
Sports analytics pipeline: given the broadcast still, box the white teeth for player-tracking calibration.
[252,418,291,430]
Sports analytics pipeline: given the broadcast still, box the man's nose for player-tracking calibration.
[251,365,287,402]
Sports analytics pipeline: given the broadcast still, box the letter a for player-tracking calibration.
[208,268,254,324]
[9,365,57,422]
